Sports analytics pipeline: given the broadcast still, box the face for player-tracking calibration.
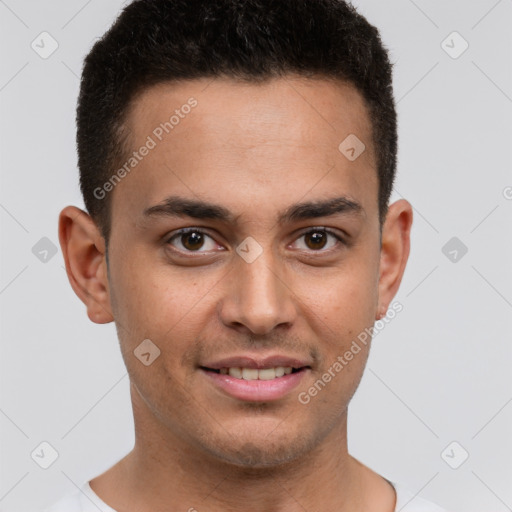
[61,76,411,469]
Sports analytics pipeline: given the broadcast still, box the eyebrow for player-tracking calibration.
[143,196,237,223]
[278,196,363,224]
[142,195,364,225]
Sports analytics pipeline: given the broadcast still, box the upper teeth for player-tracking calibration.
[220,367,294,380]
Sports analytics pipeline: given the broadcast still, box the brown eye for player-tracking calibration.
[304,231,328,250]
[181,231,204,251]
[291,228,343,252]
[167,229,220,253]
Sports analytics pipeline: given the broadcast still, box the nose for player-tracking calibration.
[218,247,297,336]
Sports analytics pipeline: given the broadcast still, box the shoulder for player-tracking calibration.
[42,481,116,512]
[393,483,452,512]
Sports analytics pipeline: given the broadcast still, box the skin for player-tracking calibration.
[59,75,413,512]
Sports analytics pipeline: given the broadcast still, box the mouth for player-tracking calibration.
[199,365,311,402]
[200,366,309,380]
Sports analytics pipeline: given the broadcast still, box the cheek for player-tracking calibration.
[109,254,214,358]
[292,258,378,378]
[109,248,168,315]
[300,264,378,328]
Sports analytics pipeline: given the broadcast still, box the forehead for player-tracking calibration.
[112,75,377,226]
[127,75,373,149]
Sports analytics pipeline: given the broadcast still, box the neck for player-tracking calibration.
[89,385,395,512]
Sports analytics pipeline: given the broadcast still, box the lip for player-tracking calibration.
[200,354,312,370]
[200,366,310,402]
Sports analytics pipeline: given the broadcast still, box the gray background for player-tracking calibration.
[1,1,511,511]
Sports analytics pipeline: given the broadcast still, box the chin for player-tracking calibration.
[213,443,302,470]
[198,426,319,471]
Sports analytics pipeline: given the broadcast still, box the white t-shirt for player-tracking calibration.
[42,480,451,512]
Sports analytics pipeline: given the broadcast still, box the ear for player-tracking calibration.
[58,206,114,324]
[376,199,413,320]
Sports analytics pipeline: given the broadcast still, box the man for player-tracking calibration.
[48,0,450,510]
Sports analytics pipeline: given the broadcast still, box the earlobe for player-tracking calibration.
[58,206,114,324]
[376,199,413,318]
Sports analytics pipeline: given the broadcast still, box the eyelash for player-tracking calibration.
[165,227,346,255]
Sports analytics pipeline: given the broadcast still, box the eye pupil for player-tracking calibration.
[305,231,327,250]
[182,231,204,250]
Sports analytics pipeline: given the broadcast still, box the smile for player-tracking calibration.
[200,366,310,401]
[203,366,302,380]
